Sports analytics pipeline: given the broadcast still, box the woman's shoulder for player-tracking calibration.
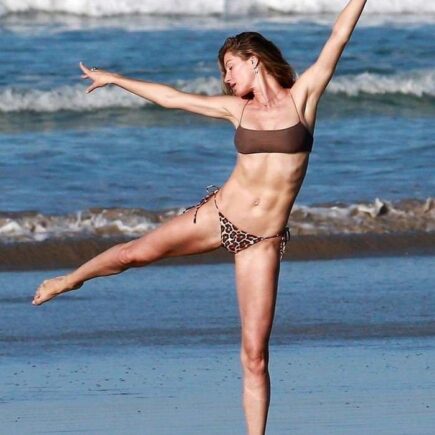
[219,95,251,128]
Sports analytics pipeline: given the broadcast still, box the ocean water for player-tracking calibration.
[1,255,434,358]
[0,3,434,245]
[1,5,435,432]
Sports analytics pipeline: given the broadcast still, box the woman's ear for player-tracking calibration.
[249,56,260,77]
[249,56,259,69]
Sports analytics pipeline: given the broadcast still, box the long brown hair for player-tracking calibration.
[217,32,297,96]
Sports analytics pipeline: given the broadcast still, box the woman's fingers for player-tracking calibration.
[86,83,101,93]
[79,61,89,72]
[32,284,44,305]
[79,61,110,93]
[80,62,96,92]
[79,63,90,80]
[80,61,102,75]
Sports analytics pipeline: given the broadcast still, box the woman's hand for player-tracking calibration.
[79,61,119,94]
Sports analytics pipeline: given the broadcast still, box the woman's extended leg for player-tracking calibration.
[33,198,221,305]
[234,238,281,435]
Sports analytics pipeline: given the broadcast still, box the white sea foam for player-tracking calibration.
[261,0,435,15]
[0,208,161,242]
[2,14,434,36]
[0,0,222,17]
[0,77,222,112]
[1,69,433,113]
[0,0,434,17]
[329,69,435,98]
[0,197,433,242]
[0,84,147,113]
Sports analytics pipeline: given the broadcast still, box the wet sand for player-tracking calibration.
[1,231,434,271]
[1,340,434,434]
[1,255,433,434]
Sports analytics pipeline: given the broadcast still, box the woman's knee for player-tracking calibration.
[117,239,162,267]
[240,341,269,376]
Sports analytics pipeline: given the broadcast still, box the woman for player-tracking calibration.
[33,1,367,433]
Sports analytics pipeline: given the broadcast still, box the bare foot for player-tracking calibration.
[32,275,82,306]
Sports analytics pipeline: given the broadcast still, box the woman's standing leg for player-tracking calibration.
[234,239,281,435]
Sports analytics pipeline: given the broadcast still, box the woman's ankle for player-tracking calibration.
[64,274,83,291]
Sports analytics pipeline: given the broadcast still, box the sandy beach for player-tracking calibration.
[1,255,434,434]
[1,340,434,434]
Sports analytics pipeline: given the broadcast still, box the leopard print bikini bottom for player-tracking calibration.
[183,185,290,261]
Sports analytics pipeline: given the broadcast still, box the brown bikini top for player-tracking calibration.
[234,91,314,154]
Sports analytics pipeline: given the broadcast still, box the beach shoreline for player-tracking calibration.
[1,231,434,271]
[1,339,434,435]
[1,254,434,433]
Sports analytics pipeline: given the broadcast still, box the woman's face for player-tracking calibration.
[223,51,256,96]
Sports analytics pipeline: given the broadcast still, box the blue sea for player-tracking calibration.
[1,3,435,434]
[0,2,434,245]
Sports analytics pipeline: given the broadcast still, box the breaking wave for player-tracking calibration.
[1,69,434,113]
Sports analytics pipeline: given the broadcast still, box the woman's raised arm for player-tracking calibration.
[299,0,367,101]
[79,62,237,122]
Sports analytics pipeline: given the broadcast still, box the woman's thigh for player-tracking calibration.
[234,239,281,347]
[123,198,222,263]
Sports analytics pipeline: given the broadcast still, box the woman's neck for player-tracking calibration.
[251,73,288,109]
